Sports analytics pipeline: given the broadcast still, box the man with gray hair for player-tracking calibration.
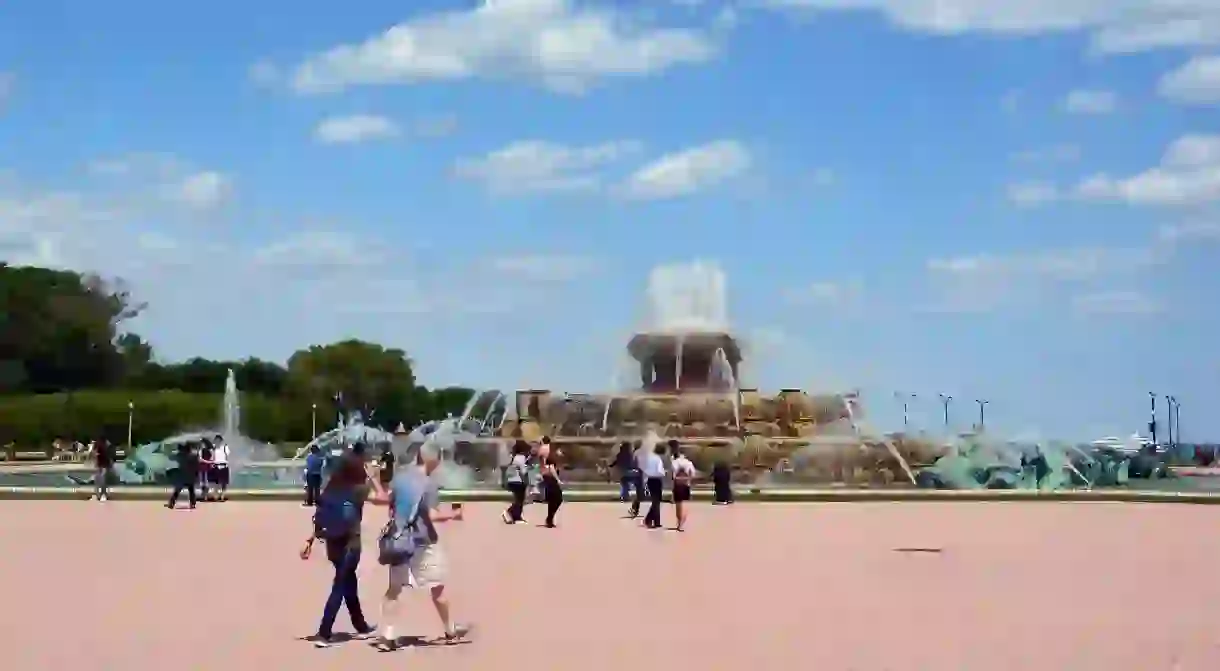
[365,440,472,650]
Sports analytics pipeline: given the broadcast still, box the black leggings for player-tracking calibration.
[168,479,197,508]
[506,481,527,522]
[543,476,563,527]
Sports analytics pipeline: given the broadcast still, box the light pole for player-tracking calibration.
[1148,392,1158,447]
[126,401,134,452]
[975,399,989,432]
[938,394,952,432]
[1165,395,1175,448]
[894,391,910,430]
[311,403,317,439]
[1173,398,1181,445]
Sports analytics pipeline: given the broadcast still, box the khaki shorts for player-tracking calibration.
[388,544,448,590]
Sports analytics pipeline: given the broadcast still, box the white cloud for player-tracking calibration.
[785,280,863,308]
[1006,181,1058,207]
[1072,290,1161,315]
[925,246,1160,313]
[168,171,233,210]
[1062,89,1118,115]
[1159,55,1220,105]
[313,114,401,144]
[0,159,591,362]
[452,139,641,195]
[287,0,717,95]
[619,139,750,200]
[759,1,1220,55]
[412,114,459,138]
[491,253,600,282]
[1159,220,1220,244]
[1074,134,1220,206]
[1012,144,1081,163]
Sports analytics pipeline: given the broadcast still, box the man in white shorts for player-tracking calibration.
[366,443,471,650]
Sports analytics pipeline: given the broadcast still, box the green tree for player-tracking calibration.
[285,340,417,425]
[0,264,145,392]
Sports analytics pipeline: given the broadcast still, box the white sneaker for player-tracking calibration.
[99,494,108,502]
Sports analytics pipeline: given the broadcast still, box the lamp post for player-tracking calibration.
[975,399,989,432]
[1165,395,1175,448]
[938,394,952,432]
[311,403,317,439]
[1173,398,1181,445]
[1148,392,1158,447]
[894,391,910,430]
[126,401,134,452]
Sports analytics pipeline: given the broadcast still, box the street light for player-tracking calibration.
[975,399,989,432]
[938,394,952,432]
[1165,395,1175,448]
[1148,392,1158,447]
[126,401,134,452]
[894,391,912,430]
[311,403,317,439]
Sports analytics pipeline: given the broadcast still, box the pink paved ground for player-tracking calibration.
[2,501,1219,670]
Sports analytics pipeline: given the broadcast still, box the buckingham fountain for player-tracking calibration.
[0,261,1192,493]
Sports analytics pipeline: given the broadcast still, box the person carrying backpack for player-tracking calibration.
[299,455,377,648]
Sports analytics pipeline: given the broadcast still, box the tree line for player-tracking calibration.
[0,263,476,446]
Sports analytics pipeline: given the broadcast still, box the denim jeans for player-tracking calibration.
[317,544,370,638]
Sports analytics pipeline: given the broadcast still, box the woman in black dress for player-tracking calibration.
[711,457,734,505]
[669,441,695,531]
[539,437,563,528]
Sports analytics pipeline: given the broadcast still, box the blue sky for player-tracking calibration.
[2,0,1219,440]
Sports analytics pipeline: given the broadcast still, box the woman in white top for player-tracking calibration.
[669,442,695,532]
[502,440,530,524]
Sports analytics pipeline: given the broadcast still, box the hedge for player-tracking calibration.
[0,390,316,447]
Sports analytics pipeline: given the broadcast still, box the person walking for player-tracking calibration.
[198,438,215,502]
[502,440,529,525]
[640,442,666,529]
[91,439,114,502]
[670,443,695,532]
[303,445,324,507]
[539,439,563,528]
[210,435,231,501]
[711,457,734,505]
[300,455,377,648]
[612,441,635,502]
[627,440,648,518]
[366,441,472,650]
[166,443,199,510]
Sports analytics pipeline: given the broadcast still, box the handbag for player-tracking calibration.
[377,491,425,566]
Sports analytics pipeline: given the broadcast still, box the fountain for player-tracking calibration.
[97,369,283,486]
[8,262,1203,494]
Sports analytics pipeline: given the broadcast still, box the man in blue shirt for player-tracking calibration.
[303,445,324,507]
[365,442,472,650]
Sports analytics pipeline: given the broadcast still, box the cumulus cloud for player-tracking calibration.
[286,0,718,95]
[924,246,1162,313]
[1072,290,1161,315]
[1006,181,1059,207]
[313,114,401,144]
[0,156,597,360]
[619,139,751,200]
[452,140,641,195]
[760,0,1220,55]
[1062,89,1118,115]
[1074,134,1220,206]
[1159,54,1220,105]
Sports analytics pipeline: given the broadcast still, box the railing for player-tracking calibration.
[0,446,127,463]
